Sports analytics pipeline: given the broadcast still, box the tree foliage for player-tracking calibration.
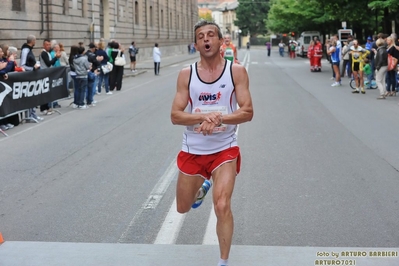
[199,12,213,22]
[266,0,399,41]
[234,0,270,36]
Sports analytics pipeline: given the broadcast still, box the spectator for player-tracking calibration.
[374,38,388,99]
[385,36,398,96]
[129,41,138,72]
[86,42,102,105]
[73,46,91,109]
[109,42,124,91]
[289,40,296,59]
[0,46,18,131]
[346,35,354,77]
[153,43,161,75]
[19,35,43,121]
[50,42,63,108]
[362,58,372,89]
[0,46,15,78]
[349,39,370,94]
[265,41,271,57]
[327,39,341,86]
[39,39,61,114]
[278,40,285,57]
[7,46,24,72]
[58,43,69,67]
[95,41,111,95]
[50,43,61,67]
[341,41,350,77]
[68,45,80,108]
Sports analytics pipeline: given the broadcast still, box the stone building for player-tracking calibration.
[0,0,198,59]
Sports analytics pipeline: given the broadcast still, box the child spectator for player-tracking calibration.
[363,58,373,89]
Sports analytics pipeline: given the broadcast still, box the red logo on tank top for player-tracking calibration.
[198,91,222,104]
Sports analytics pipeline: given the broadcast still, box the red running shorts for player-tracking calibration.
[177,146,241,180]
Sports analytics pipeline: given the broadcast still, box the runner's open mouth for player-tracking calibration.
[205,44,211,50]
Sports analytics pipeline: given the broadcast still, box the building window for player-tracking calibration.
[150,6,153,27]
[12,0,24,11]
[135,1,139,25]
[119,6,124,20]
[63,0,69,15]
[161,10,164,28]
[72,0,78,10]
[170,12,172,29]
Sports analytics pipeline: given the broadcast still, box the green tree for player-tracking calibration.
[199,12,213,22]
[368,0,399,33]
[234,0,270,37]
[266,0,398,41]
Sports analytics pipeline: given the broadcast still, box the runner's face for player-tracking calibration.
[224,35,231,44]
[195,25,223,57]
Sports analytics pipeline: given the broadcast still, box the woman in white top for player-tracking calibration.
[58,43,69,66]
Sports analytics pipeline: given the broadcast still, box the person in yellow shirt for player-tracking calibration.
[349,39,370,94]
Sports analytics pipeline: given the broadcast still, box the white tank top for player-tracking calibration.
[182,60,238,155]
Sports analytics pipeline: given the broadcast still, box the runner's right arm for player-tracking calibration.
[171,67,222,127]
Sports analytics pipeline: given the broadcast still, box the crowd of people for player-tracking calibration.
[0,35,137,132]
[305,33,399,100]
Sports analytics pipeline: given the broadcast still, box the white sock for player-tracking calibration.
[197,187,205,199]
[218,259,228,266]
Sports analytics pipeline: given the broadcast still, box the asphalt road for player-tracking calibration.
[0,47,398,265]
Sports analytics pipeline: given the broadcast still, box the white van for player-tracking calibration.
[297,31,322,57]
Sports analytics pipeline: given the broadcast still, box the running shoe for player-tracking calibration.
[192,180,212,209]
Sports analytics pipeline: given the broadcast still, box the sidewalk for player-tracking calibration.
[123,52,199,78]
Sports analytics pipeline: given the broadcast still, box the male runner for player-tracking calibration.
[171,20,253,266]
[220,34,239,63]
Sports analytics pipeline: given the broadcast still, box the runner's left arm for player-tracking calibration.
[221,64,253,125]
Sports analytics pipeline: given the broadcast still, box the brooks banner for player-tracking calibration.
[0,67,69,117]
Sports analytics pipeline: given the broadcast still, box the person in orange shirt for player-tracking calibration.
[220,34,239,63]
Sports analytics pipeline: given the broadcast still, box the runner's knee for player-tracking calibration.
[176,200,191,214]
[214,197,231,217]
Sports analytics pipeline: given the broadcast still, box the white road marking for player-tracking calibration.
[169,64,179,67]
[245,51,250,72]
[202,204,218,245]
[251,62,258,64]
[143,159,178,209]
[118,158,178,242]
[154,198,186,244]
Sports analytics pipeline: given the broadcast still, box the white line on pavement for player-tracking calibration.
[245,52,250,72]
[202,204,218,245]
[118,158,178,243]
[154,198,186,244]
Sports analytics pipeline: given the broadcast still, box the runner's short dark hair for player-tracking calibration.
[193,20,223,43]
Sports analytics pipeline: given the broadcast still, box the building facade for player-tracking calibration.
[0,0,198,59]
